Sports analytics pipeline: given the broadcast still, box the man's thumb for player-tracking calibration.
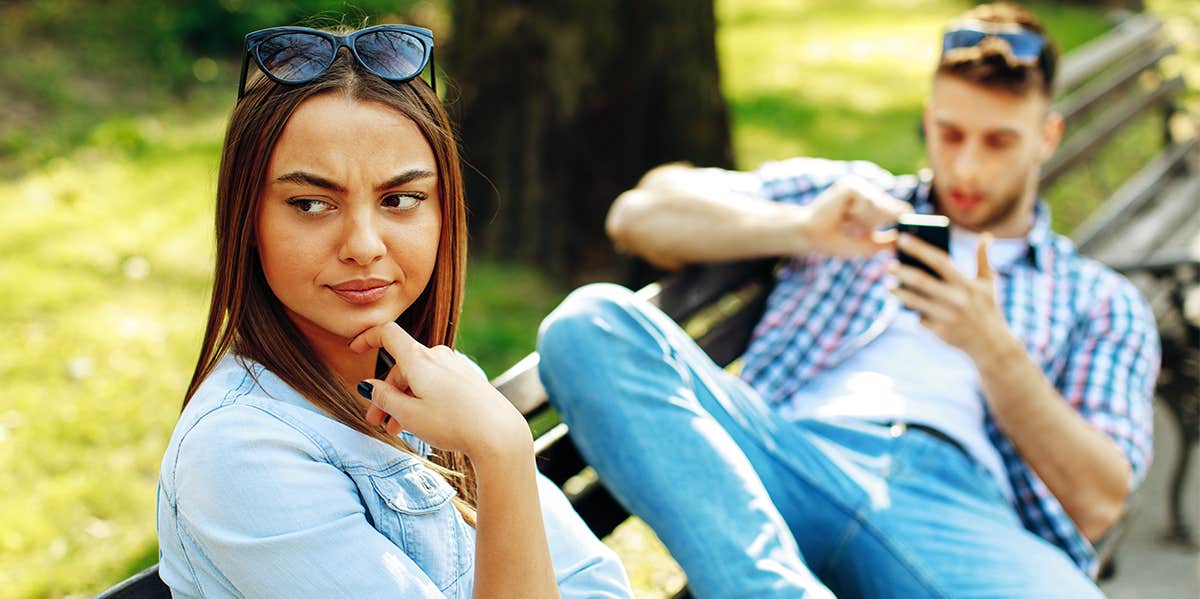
[977,233,994,280]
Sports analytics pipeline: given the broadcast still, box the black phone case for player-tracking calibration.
[897,222,950,279]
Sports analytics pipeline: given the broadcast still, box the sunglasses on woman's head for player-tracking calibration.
[942,20,1052,82]
[238,24,435,100]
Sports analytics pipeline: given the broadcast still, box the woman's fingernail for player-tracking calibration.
[357,380,374,400]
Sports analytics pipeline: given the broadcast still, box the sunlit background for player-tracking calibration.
[1,0,1196,596]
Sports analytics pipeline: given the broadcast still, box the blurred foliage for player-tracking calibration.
[718,0,1112,173]
[0,0,440,176]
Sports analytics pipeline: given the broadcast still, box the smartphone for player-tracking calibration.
[896,214,950,279]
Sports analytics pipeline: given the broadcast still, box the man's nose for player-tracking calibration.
[952,140,984,188]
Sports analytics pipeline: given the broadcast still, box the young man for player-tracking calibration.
[536,3,1159,597]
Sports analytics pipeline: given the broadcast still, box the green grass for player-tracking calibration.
[1,0,1196,597]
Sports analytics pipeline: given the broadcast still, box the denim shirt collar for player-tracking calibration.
[223,353,434,458]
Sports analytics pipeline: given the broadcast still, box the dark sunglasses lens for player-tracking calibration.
[355,30,426,80]
[943,30,987,53]
[257,33,335,83]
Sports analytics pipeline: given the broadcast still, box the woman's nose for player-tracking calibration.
[338,212,386,265]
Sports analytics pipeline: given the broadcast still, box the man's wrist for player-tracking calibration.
[971,326,1027,379]
[786,204,816,256]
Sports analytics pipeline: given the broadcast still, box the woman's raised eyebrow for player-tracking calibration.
[375,168,437,192]
[275,171,345,192]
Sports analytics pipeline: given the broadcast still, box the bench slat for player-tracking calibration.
[93,565,170,599]
[648,260,777,322]
[1056,42,1174,126]
[1086,173,1200,264]
[1057,14,1162,93]
[1042,76,1185,188]
[568,479,632,540]
[694,287,773,367]
[1073,138,1198,253]
[494,353,548,415]
[534,423,592,486]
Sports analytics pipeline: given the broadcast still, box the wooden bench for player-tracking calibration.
[96,12,1196,599]
[498,12,1199,595]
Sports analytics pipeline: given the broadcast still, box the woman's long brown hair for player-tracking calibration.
[184,46,476,522]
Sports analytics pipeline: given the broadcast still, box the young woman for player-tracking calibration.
[156,24,632,598]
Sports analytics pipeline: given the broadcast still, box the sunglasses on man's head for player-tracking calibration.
[238,24,435,100]
[941,20,1053,86]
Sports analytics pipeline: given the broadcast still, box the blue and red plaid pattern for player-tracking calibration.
[738,157,1160,577]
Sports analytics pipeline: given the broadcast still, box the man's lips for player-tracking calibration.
[328,280,393,305]
[948,190,983,211]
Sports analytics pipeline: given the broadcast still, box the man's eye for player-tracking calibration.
[382,193,425,210]
[940,131,963,144]
[286,198,333,214]
[987,137,1017,149]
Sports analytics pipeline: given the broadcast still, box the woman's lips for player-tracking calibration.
[329,282,392,305]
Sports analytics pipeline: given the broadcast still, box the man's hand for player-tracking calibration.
[889,232,1139,540]
[886,232,1016,362]
[799,175,913,257]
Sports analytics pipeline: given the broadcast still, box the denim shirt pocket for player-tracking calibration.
[363,464,474,596]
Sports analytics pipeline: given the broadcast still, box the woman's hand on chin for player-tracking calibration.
[349,322,533,462]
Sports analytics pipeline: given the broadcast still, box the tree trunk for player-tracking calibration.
[449,0,733,283]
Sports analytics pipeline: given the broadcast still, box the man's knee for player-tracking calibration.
[537,283,640,359]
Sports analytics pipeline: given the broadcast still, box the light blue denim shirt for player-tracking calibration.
[157,354,633,598]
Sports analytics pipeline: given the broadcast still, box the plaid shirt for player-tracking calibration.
[737,158,1160,577]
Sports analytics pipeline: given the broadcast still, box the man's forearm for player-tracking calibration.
[606,186,812,269]
[974,334,1131,541]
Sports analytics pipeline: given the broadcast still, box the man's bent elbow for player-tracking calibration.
[605,190,684,270]
[1077,485,1130,542]
[635,162,695,192]
[605,189,643,248]
[607,163,694,244]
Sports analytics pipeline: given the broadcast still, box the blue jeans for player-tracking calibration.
[536,283,1103,599]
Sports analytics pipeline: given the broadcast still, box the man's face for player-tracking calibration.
[924,74,1062,237]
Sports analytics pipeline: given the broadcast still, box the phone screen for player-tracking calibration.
[896,214,950,279]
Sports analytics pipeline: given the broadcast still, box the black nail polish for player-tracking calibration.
[357,380,374,400]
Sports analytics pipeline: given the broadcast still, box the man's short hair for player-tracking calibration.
[937,2,1059,97]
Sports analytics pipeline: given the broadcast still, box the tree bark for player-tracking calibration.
[449,0,733,283]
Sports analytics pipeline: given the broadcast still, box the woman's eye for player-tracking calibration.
[286,198,333,214]
[382,193,425,211]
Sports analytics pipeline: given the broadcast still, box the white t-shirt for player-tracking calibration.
[778,227,1028,500]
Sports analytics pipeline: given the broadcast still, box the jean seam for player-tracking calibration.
[860,438,955,599]
[759,425,955,597]
[848,505,954,599]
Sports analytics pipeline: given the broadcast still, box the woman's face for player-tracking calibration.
[255,94,441,349]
